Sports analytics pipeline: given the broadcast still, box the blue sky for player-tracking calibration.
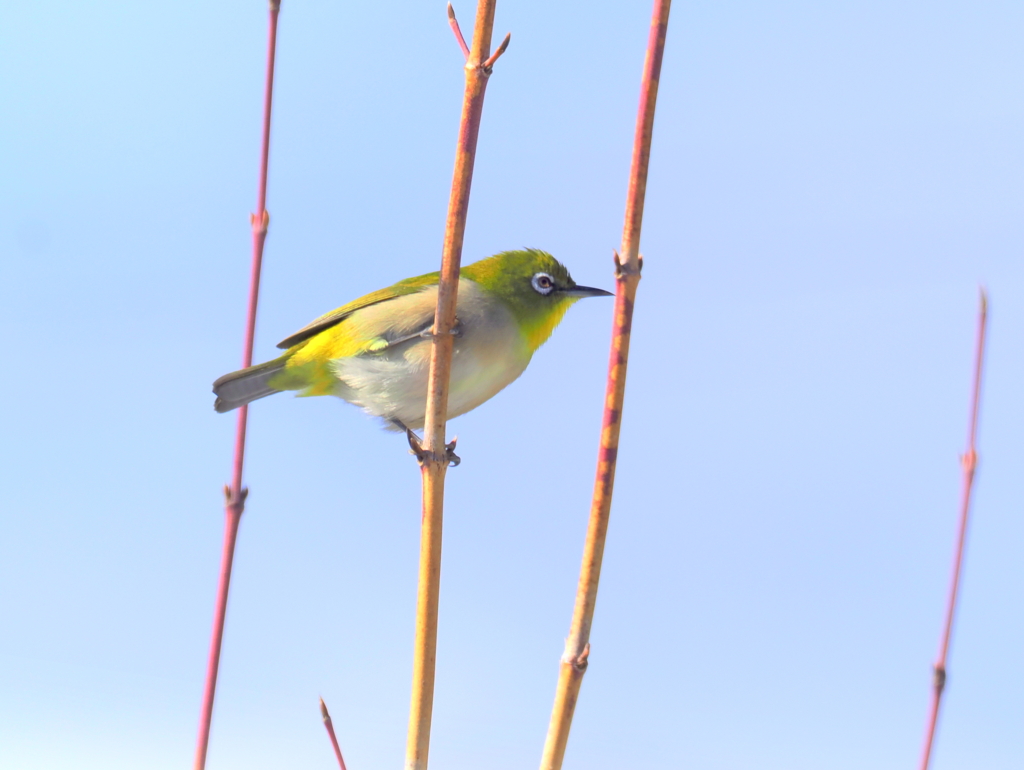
[0,1,1021,768]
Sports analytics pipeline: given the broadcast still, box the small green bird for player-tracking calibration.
[213,249,611,431]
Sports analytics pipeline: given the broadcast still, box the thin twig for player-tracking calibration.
[919,289,989,770]
[447,3,471,61]
[483,33,511,71]
[193,3,282,769]
[404,3,507,770]
[539,2,671,768]
[320,698,349,770]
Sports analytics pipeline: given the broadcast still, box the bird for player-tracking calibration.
[212,249,612,433]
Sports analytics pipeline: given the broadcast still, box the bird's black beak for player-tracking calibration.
[562,285,614,298]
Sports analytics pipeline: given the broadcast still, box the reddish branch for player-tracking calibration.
[447,3,471,61]
[919,290,989,770]
[320,698,349,770]
[193,3,282,769]
[404,4,509,770]
[539,2,671,768]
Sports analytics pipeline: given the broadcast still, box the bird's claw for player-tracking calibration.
[446,438,460,467]
[223,484,249,511]
[420,319,462,340]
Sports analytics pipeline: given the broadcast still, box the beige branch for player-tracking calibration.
[404,3,509,769]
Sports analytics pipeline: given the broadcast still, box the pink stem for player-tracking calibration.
[193,3,282,769]
[320,698,350,770]
[918,290,988,770]
[447,3,471,60]
[538,3,670,768]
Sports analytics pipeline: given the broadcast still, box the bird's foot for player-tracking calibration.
[403,427,460,467]
[419,318,462,340]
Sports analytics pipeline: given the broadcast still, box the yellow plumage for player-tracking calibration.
[212,250,611,430]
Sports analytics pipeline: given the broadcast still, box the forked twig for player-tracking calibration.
[919,289,989,770]
[405,4,510,770]
[320,698,349,770]
[448,4,509,71]
[193,3,282,769]
[539,2,671,768]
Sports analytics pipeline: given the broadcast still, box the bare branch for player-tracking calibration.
[405,1,505,769]
[194,4,282,769]
[539,2,671,768]
[919,289,989,770]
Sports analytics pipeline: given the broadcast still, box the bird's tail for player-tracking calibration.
[213,355,289,413]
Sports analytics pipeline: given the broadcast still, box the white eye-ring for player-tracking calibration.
[531,272,555,295]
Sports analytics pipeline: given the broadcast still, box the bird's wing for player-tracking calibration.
[276,271,440,349]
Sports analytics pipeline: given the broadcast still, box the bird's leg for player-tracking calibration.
[392,419,423,455]
[397,420,426,462]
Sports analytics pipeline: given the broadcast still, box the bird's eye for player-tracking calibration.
[531,272,555,295]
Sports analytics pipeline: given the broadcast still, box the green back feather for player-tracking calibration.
[276,271,440,349]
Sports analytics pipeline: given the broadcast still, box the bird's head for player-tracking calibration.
[462,249,612,352]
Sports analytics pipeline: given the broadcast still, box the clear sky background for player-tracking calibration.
[1,1,1021,768]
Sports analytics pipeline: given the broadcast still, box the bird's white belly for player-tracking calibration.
[329,281,530,430]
